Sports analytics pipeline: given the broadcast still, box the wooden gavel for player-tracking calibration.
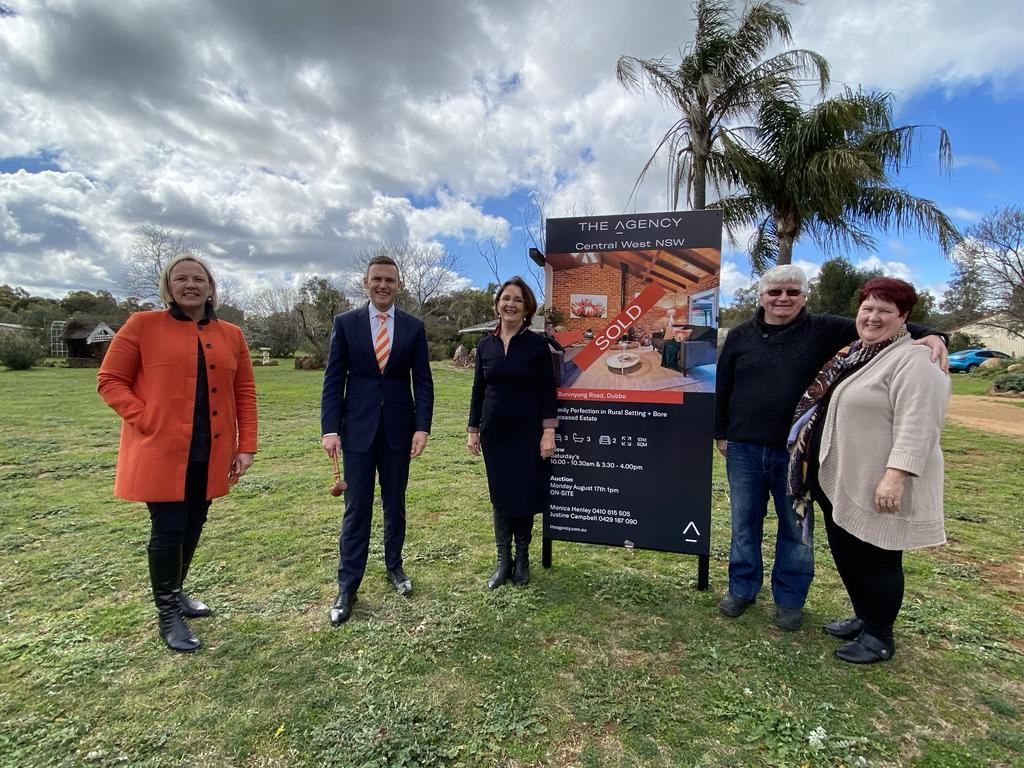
[330,453,347,496]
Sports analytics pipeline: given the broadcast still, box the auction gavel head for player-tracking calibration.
[329,454,346,496]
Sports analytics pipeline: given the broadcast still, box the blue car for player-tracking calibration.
[948,348,1011,372]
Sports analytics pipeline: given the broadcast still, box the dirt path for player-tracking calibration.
[946,394,1024,437]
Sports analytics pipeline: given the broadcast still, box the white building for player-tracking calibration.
[953,314,1024,357]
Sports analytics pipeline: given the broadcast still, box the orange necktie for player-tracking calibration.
[375,312,391,372]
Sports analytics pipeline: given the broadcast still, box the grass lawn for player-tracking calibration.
[1,362,1021,767]
[949,371,1000,397]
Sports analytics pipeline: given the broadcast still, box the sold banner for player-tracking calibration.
[543,210,722,556]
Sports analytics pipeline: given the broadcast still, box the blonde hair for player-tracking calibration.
[159,253,219,309]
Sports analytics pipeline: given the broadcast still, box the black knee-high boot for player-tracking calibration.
[148,546,202,653]
[178,530,212,618]
[512,517,533,587]
[488,512,513,589]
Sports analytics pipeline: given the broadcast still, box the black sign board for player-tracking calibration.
[542,210,723,588]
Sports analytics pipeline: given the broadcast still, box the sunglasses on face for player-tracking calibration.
[763,288,803,297]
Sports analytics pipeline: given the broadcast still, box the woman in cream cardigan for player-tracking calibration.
[788,277,949,664]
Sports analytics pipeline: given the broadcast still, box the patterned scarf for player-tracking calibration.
[786,326,908,543]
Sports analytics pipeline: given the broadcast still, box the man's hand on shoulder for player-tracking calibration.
[912,335,949,373]
[410,431,429,458]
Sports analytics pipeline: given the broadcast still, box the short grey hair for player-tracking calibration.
[159,253,219,309]
[759,265,808,294]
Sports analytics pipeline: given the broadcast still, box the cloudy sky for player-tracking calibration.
[2,0,1023,306]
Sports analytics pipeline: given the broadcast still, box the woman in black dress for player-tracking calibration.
[467,277,558,588]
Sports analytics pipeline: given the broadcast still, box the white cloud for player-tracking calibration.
[853,255,914,281]
[790,1,1024,97]
[951,154,1001,173]
[0,0,1022,298]
[947,206,984,223]
[718,258,754,304]
[793,259,824,283]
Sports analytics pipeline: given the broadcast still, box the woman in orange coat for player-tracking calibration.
[98,254,258,652]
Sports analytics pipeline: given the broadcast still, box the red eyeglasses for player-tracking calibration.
[763,288,803,297]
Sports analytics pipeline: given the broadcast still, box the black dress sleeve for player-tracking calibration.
[467,339,486,431]
[535,335,558,426]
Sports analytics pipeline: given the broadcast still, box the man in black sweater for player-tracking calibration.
[714,265,947,631]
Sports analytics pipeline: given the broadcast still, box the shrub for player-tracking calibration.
[427,340,452,361]
[460,332,486,350]
[992,371,1024,394]
[0,332,46,370]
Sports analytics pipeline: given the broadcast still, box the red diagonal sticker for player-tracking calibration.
[571,283,667,371]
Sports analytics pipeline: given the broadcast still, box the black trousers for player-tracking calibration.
[820,500,904,642]
[146,461,211,551]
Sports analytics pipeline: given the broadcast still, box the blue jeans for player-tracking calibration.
[725,442,814,609]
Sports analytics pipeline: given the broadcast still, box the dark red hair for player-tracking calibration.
[859,277,917,317]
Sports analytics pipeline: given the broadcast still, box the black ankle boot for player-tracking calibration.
[178,533,211,618]
[148,546,201,653]
[512,517,533,587]
[835,631,894,664]
[488,513,513,590]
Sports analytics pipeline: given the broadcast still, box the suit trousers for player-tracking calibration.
[337,419,410,593]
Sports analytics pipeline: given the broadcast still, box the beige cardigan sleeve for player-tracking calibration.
[886,348,950,477]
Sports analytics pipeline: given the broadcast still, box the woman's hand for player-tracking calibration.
[467,432,481,456]
[540,428,556,460]
[874,468,907,513]
[230,452,255,483]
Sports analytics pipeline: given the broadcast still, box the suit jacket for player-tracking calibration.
[97,310,258,501]
[320,304,433,453]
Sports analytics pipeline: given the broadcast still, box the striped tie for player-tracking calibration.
[375,312,390,372]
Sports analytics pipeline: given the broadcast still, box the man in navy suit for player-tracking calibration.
[321,254,434,625]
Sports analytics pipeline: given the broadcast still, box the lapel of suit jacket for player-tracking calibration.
[383,308,406,375]
[354,305,377,373]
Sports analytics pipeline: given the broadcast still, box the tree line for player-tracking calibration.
[0,226,500,366]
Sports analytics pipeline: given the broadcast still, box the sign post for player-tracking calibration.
[541,210,723,589]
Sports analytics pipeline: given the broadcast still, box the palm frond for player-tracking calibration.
[803,214,876,255]
[748,217,780,273]
[615,56,688,107]
[853,187,963,254]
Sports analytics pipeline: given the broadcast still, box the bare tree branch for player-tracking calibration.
[359,242,464,316]
[122,225,196,302]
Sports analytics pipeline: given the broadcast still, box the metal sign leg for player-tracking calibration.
[697,554,709,591]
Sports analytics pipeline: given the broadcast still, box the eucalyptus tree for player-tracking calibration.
[712,89,961,269]
[616,0,828,210]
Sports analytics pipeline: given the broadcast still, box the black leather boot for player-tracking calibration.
[148,546,202,653]
[487,512,513,590]
[511,517,533,587]
[178,532,211,618]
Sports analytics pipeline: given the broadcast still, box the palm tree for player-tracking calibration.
[711,88,962,269]
[616,0,828,210]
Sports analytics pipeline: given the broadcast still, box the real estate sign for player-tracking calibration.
[542,210,722,574]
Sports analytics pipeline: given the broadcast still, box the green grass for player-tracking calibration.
[1,363,1022,767]
[949,371,998,396]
